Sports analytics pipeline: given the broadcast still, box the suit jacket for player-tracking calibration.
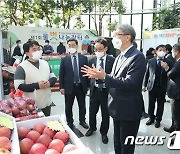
[105,46,146,121]
[167,59,180,100]
[89,55,115,96]
[143,57,172,92]
[59,53,89,95]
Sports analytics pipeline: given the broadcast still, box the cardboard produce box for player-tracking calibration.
[0,112,20,154]
[17,115,94,154]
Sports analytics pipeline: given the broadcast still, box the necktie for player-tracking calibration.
[113,54,123,75]
[73,56,79,83]
[157,59,162,69]
[98,58,104,89]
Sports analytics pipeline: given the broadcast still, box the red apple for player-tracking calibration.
[29,143,47,154]
[43,127,56,139]
[0,137,11,150]
[62,144,78,153]
[45,149,59,154]
[33,123,46,134]
[53,131,69,143]
[48,139,64,153]
[36,134,52,147]
[0,127,11,139]
[20,138,34,154]
[26,130,41,143]
[18,126,31,139]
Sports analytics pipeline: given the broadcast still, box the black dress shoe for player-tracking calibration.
[155,121,160,128]
[163,126,175,133]
[79,121,89,129]
[146,119,154,125]
[85,129,95,136]
[102,135,108,144]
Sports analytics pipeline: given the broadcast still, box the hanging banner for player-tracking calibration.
[143,28,180,54]
[8,26,97,53]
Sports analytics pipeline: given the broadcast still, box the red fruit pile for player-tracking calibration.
[0,95,38,118]
[18,123,71,154]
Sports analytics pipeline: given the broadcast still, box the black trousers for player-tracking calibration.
[113,119,140,154]
[89,87,109,135]
[65,84,86,124]
[148,86,166,122]
[172,99,180,130]
[41,105,51,116]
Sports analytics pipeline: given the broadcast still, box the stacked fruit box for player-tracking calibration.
[17,115,94,154]
[0,112,20,154]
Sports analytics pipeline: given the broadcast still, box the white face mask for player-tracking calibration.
[32,50,43,61]
[95,52,105,58]
[18,44,22,48]
[157,51,166,58]
[172,51,177,59]
[112,37,122,49]
[68,48,77,54]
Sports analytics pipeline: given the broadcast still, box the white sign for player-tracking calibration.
[143,28,180,55]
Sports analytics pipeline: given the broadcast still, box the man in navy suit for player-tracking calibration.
[167,43,180,131]
[143,45,172,128]
[59,38,89,129]
[82,24,146,154]
[85,38,115,144]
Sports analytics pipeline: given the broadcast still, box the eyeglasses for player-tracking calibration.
[117,33,129,36]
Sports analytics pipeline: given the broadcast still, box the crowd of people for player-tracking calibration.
[11,24,180,154]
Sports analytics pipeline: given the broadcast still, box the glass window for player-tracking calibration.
[143,0,154,10]
[123,0,132,10]
[132,0,142,10]
[132,15,142,39]
[121,15,131,25]
[143,14,153,31]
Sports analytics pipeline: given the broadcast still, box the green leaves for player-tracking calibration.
[153,3,180,30]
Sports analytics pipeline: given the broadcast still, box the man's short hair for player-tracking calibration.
[117,24,136,43]
[156,44,165,50]
[165,44,172,53]
[45,40,49,43]
[173,43,180,53]
[67,38,78,45]
[95,38,108,48]
[23,40,39,53]
[16,40,21,44]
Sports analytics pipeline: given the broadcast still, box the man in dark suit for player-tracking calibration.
[82,24,146,154]
[59,38,89,129]
[167,43,180,131]
[85,38,115,144]
[143,44,172,128]
[11,40,23,65]
[163,44,176,133]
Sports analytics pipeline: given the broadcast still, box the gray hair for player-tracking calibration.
[173,43,180,53]
[117,24,136,42]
